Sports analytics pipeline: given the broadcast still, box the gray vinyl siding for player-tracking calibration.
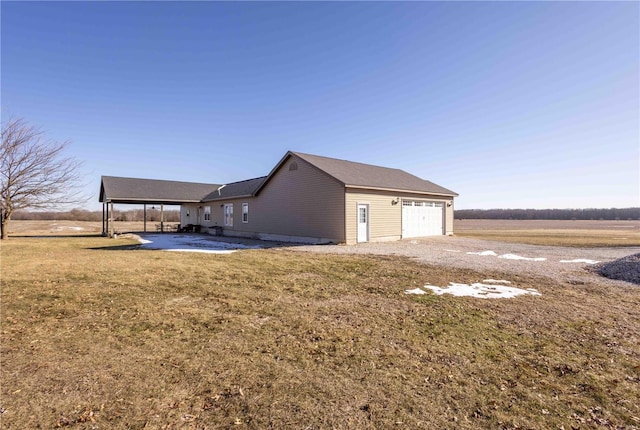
[201,155,346,243]
[180,203,225,228]
[181,204,202,226]
[183,152,455,244]
[345,189,454,244]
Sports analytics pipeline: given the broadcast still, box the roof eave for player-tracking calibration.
[201,194,254,202]
[345,185,459,197]
[101,198,203,204]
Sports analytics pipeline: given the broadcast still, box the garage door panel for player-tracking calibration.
[402,201,443,238]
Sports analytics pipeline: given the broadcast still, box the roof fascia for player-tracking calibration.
[201,194,254,203]
[346,185,458,197]
[103,198,203,204]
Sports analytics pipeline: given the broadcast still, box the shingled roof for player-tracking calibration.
[256,151,458,196]
[202,177,267,201]
[100,176,220,205]
[100,151,457,205]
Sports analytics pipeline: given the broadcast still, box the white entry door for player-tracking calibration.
[357,204,369,243]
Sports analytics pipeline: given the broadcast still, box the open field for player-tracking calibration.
[6,219,640,247]
[454,219,640,247]
[5,220,156,237]
[1,230,640,428]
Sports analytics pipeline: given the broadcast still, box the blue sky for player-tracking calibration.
[2,1,638,210]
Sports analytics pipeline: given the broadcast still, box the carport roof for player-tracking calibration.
[99,176,220,205]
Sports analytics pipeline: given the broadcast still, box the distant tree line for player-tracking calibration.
[454,208,640,220]
[13,208,181,222]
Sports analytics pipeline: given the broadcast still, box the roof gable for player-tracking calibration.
[255,151,458,197]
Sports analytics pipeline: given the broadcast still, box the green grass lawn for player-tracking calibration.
[1,236,639,429]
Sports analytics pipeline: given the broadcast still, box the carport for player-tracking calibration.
[99,176,220,237]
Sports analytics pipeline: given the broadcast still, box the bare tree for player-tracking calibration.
[1,117,85,239]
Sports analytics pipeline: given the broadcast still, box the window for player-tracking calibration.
[224,203,233,227]
[204,206,211,221]
[359,206,367,224]
[242,203,249,223]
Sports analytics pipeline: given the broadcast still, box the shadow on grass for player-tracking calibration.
[10,234,104,239]
[86,233,322,252]
[88,243,144,251]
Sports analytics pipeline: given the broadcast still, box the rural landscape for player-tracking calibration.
[1,217,639,428]
[3,1,639,429]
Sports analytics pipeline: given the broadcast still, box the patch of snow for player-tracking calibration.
[498,253,546,262]
[466,250,498,256]
[559,259,600,264]
[51,226,85,231]
[482,279,511,284]
[415,282,541,299]
[137,234,262,254]
[404,288,427,295]
[445,249,462,253]
[167,247,235,254]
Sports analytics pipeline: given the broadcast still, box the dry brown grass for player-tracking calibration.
[1,234,640,429]
[5,220,159,237]
[454,220,640,247]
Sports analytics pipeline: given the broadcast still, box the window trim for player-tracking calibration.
[204,205,211,221]
[224,203,233,227]
[242,203,249,223]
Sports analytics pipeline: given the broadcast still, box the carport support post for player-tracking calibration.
[102,203,106,236]
[109,201,115,238]
[160,204,164,233]
[105,202,110,237]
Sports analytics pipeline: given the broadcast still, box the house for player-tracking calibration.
[100,151,458,244]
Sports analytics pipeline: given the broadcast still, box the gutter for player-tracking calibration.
[345,185,459,197]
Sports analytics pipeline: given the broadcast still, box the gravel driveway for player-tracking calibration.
[284,236,640,287]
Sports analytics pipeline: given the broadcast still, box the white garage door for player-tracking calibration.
[402,201,444,238]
